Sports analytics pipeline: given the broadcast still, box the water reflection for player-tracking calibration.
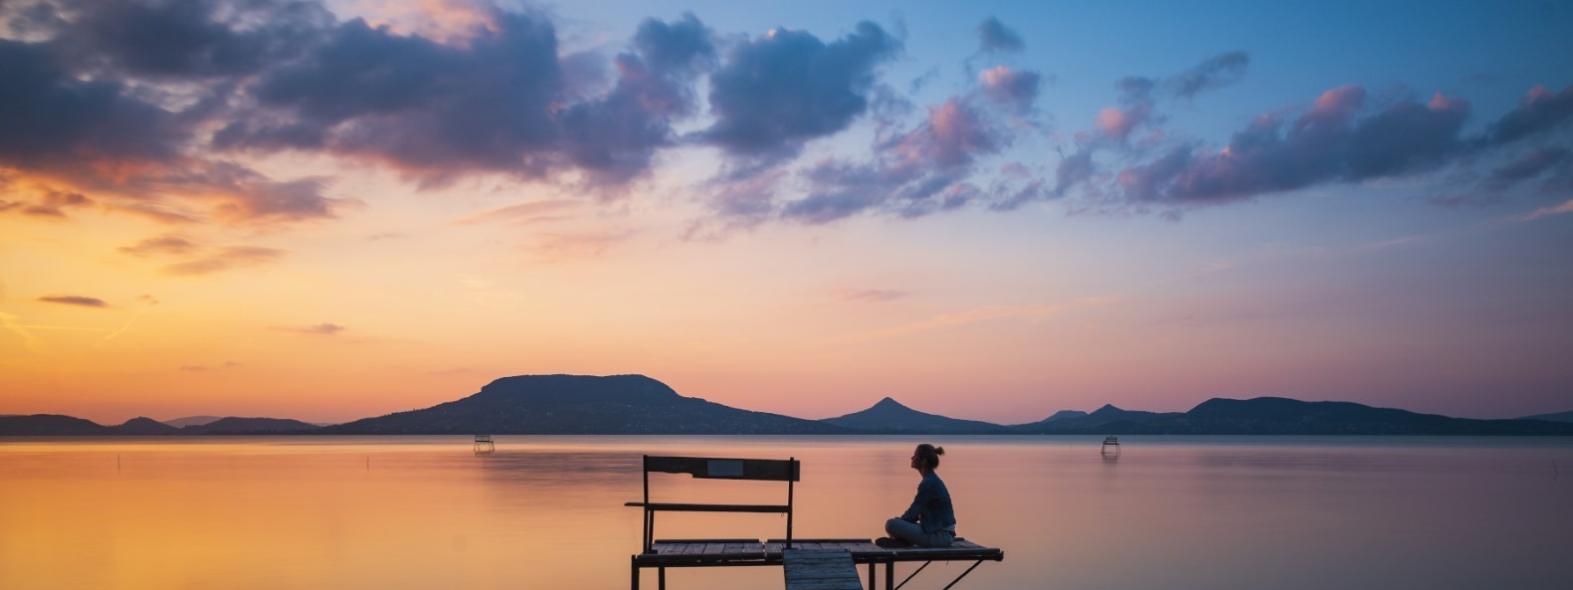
[0,436,1569,590]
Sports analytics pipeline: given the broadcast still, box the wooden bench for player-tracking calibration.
[627,455,799,589]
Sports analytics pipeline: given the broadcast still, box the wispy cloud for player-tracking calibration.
[104,203,203,225]
[96,314,140,347]
[532,229,638,260]
[36,295,108,308]
[1,191,95,220]
[273,323,346,335]
[119,234,199,257]
[180,361,241,372]
[840,289,909,303]
[844,297,1115,342]
[1518,198,1573,221]
[0,311,39,352]
[453,199,580,225]
[162,246,287,275]
[120,235,285,276]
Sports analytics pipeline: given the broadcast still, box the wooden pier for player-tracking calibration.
[627,455,1004,590]
[783,549,861,590]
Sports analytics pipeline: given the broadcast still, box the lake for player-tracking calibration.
[2,436,1570,589]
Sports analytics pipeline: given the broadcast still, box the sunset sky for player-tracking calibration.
[2,0,1571,425]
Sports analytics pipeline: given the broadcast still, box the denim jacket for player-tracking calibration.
[899,471,957,534]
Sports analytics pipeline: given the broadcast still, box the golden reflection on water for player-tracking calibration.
[2,436,1571,590]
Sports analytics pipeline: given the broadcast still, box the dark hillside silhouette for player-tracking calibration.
[821,397,1006,433]
[6,377,1573,435]
[331,374,846,434]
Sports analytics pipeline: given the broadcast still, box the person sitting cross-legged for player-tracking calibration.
[878,443,956,548]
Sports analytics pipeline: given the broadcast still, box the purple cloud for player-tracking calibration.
[0,38,184,173]
[1487,85,1573,145]
[559,14,715,185]
[1054,148,1096,196]
[220,11,565,183]
[37,294,107,307]
[701,22,900,159]
[1170,51,1249,99]
[979,66,1041,113]
[44,0,329,79]
[12,190,94,218]
[780,97,1010,224]
[4,1,731,211]
[0,20,341,225]
[1113,86,1472,205]
[975,17,1024,53]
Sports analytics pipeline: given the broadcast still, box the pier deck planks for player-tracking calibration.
[783,549,861,590]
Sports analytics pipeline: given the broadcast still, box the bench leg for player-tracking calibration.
[658,566,666,590]
[885,562,894,590]
[868,562,876,590]
[630,558,638,590]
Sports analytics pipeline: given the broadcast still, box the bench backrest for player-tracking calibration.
[644,455,800,481]
[637,454,799,553]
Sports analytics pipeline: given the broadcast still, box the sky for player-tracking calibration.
[1,0,1571,425]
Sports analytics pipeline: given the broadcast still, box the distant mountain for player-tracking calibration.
[0,414,108,436]
[822,397,1005,433]
[1019,397,1573,435]
[7,381,1573,436]
[1015,404,1180,433]
[1520,410,1573,424]
[1040,410,1088,423]
[111,417,181,435]
[330,374,847,434]
[0,414,317,436]
[163,416,222,428]
[182,417,320,434]
[1170,397,1573,434]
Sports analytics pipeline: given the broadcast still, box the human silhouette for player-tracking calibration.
[878,443,956,547]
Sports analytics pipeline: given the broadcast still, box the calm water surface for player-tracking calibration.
[2,436,1570,589]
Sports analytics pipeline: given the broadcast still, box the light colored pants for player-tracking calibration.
[884,517,955,547]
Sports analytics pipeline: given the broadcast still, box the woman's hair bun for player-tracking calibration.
[934,446,945,455]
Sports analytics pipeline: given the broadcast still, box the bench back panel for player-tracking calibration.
[645,456,799,481]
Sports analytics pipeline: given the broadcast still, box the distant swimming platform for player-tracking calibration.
[625,454,1004,590]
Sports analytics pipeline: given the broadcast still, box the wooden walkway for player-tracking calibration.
[783,549,861,590]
